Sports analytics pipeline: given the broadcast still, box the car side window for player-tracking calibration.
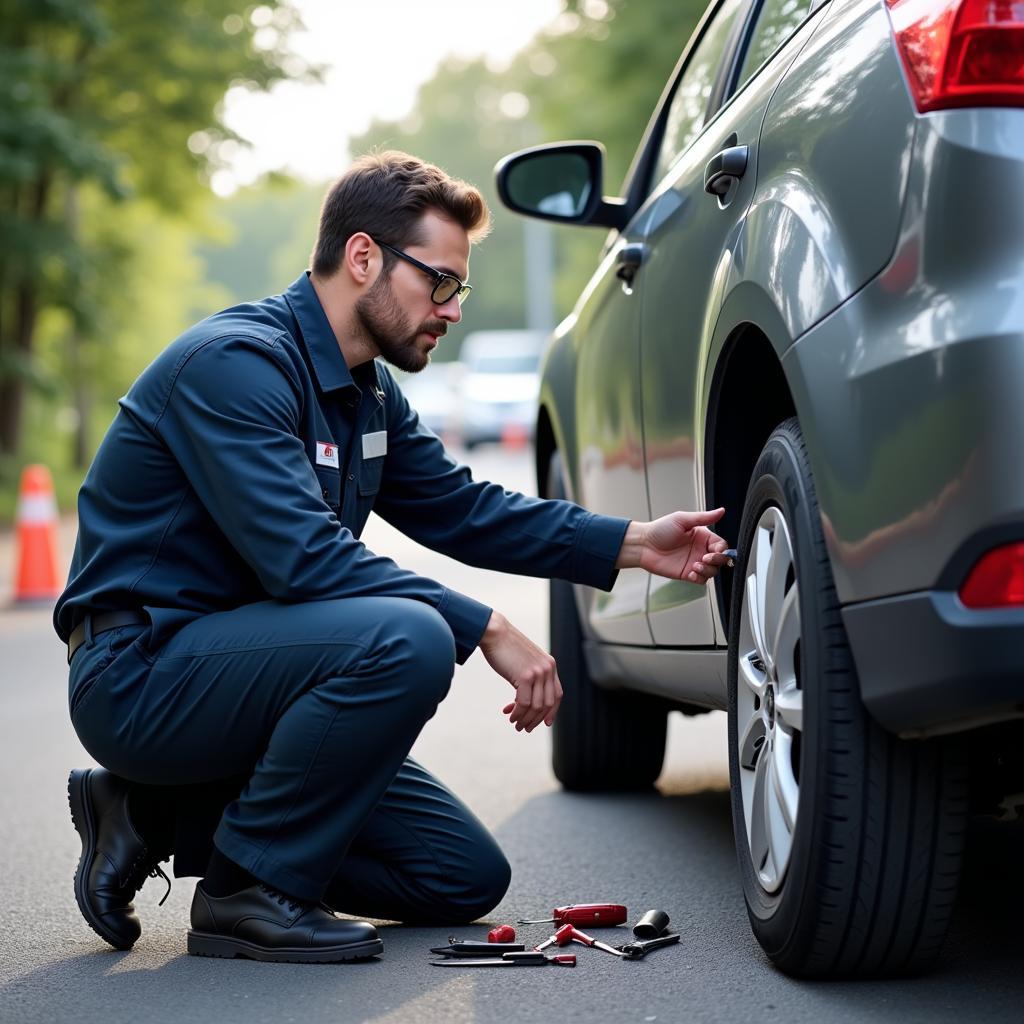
[652,0,748,186]
[734,0,810,93]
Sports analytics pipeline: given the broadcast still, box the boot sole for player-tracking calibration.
[68,768,136,951]
[187,930,384,963]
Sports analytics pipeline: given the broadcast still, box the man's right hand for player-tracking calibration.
[479,612,562,733]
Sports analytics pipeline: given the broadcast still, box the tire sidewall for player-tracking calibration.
[727,420,832,952]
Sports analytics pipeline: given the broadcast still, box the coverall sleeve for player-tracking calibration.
[375,376,630,591]
[152,335,491,662]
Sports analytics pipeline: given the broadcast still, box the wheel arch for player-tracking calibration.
[535,404,556,499]
[534,321,580,502]
[705,300,797,634]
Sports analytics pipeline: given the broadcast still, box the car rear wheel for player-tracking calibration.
[728,418,969,978]
[547,453,668,791]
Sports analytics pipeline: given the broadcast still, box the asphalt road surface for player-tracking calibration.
[1,445,1022,1024]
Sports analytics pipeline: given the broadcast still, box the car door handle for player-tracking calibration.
[704,145,749,197]
[615,243,648,283]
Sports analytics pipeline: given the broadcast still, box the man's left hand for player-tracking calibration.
[616,508,730,583]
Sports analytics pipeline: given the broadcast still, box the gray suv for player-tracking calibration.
[496,0,1024,979]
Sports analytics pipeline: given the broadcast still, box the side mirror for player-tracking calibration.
[495,142,628,230]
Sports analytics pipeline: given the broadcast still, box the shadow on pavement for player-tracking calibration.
[1,790,1022,1024]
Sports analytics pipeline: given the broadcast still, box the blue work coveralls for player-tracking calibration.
[55,272,629,922]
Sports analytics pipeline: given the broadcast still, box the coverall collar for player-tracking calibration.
[285,272,384,402]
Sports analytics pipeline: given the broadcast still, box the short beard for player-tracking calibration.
[355,271,436,374]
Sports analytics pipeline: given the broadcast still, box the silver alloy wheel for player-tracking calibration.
[737,506,803,894]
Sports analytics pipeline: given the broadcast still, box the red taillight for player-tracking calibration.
[886,0,1024,112]
[959,543,1024,608]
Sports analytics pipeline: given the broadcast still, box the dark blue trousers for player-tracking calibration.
[68,598,510,922]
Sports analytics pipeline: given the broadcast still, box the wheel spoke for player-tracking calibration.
[760,739,780,886]
[744,572,769,674]
[738,646,767,701]
[752,523,774,673]
[774,684,803,734]
[748,740,771,875]
[738,712,766,772]
[763,520,794,665]
[770,730,799,832]
[772,581,801,694]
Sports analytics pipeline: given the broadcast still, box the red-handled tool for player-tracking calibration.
[566,926,624,957]
[535,923,575,951]
[488,925,516,943]
[518,903,627,927]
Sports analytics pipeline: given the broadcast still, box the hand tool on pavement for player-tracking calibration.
[430,951,577,968]
[488,924,516,943]
[518,903,627,927]
[632,909,671,939]
[566,925,624,957]
[618,933,681,960]
[535,923,575,951]
[430,940,525,957]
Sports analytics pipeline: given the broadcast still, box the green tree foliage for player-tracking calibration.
[0,0,317,460]
[195,178,324,307]
[527,0,707,192]
[348,0,706,347]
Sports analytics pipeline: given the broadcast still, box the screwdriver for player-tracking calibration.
[566,925,624,957]
[535,923,575,951]
[519,903,628,927]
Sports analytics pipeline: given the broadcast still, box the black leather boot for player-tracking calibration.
[68,768,171,950]
[188,883,383,963]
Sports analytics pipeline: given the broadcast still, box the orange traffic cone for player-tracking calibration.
[500,422,530,451]
[13,464,62,603]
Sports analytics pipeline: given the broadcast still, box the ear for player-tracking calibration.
[343,232,377,287]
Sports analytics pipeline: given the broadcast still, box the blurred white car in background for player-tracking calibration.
[394,360,464,441]
[457,330,546,449]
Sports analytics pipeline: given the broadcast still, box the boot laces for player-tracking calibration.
[127,851,172,907]
[258,884,302,913]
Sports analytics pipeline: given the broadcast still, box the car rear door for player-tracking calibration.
[570,221,655,645]
[637,0,831,646]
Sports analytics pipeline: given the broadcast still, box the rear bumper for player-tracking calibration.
[843,590,1024,738]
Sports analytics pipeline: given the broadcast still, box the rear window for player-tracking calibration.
[734,0,810,92]
[653,0,748,184]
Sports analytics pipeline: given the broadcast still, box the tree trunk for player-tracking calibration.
[0,275,41,458]
[64,185,91,469]
[0,174,51,457]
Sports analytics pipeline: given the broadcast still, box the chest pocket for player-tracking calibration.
[315,466,341,509]
[358,456,384,497]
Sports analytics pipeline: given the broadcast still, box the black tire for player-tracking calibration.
[547,453,668,791]
[727,418,968,978]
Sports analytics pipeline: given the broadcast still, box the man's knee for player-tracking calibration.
[458,846,512,922]
[386,601,456,705]
[394,843,511,926]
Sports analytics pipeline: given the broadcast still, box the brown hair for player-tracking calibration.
[311,151,491,277]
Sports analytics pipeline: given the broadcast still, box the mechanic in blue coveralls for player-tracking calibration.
[55,151,730,964]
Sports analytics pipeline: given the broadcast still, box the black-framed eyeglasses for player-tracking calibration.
[378,241,472,306]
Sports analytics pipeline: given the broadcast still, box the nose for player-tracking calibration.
[438,294,462,324]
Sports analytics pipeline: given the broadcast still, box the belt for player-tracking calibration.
[68,610,149,664]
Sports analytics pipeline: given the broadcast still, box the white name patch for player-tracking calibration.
[316,441,340,468]
[362,431,388,459]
